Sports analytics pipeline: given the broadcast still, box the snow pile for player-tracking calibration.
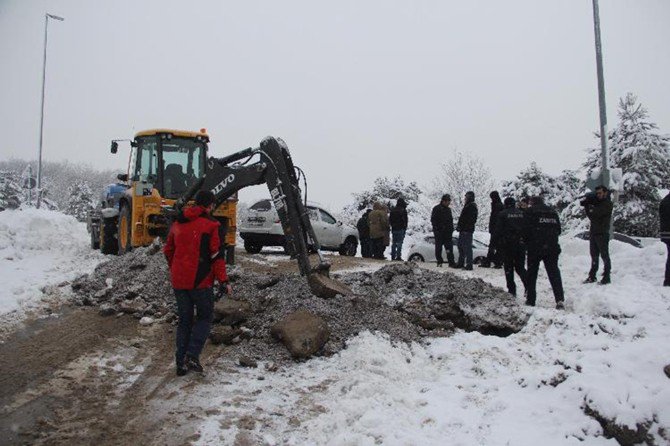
[0,208,104,316]
[191,238,670,445]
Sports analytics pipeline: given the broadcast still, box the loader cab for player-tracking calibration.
[131,130,209,200]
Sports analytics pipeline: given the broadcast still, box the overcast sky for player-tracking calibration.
[1,0,669,210]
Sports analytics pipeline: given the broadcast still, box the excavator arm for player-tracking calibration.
[176,136,352,299]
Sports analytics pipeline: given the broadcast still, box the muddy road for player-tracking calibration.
[0,251,379,445]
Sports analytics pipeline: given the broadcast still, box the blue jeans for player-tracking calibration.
[174,288,214,365]
[457,231,474,267]
[391,230,406,260]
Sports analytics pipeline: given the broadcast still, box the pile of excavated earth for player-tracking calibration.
[70,246,530,364]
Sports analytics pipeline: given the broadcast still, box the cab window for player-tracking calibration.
[134,137,159,182]
[161,137,205,199]
[319,209,337,225]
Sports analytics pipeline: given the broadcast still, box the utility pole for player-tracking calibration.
[36,13,64,208]
[588,0,620,235]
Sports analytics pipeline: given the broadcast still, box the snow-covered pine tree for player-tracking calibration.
[0,170,23,211]
[64,181,95,221]
[501,163,578,214]
[583,93,670,236]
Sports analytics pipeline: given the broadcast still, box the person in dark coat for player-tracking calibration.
[431,194,455,267]
[368,202,390,260]
[481,191,504,268]
[456,191,478,270]
[659,192,670,286]
[495,197,527,297]
[524,196,565,309]
[389,198,409,261]
[582,185,614,285]
[357,209,373,258]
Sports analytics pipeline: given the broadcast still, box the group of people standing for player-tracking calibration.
[356,185,619,310]
[357,198,409,260]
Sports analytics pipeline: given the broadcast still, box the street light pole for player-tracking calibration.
[36,13,64,208]
[591,0,609,176]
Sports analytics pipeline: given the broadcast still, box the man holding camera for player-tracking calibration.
[582,185,613,285]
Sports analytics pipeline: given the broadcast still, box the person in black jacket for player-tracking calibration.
[456,191,478,270]
[481,191,504,268]
[356,209,372,258]
[582,185,614,285]
[495,197,527,297]
[389,198,409,261]
[431,194,455,267]
[524,196,565,309]
[660,192,670,286]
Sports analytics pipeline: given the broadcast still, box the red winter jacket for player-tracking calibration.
[163,206,229,290]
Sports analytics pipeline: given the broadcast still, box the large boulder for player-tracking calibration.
[213,299,252,325]
[271,310,330,359]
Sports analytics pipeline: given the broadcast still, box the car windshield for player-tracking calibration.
[161,138,205,199]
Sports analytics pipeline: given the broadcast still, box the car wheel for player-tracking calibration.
[408,253,425,262]
[339,236,358,256]
[244,241,263,254]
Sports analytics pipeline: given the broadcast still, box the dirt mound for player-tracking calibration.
[69,250,529,363]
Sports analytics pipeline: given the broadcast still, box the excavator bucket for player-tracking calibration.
[307,268,353,299]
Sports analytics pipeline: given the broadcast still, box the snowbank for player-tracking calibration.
[191,237,670,445]
[0,208,104,316]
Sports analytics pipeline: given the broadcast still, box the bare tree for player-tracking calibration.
[430,150,497,231]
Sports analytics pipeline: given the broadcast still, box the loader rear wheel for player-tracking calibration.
[100,218,118,255]
[244,241,262,254]
[118,205,132,255]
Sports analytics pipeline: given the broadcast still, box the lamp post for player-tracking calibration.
[36,13,64,208]
[587,0,620,236]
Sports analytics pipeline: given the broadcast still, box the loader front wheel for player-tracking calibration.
[100,218,118,255]
[118,205,132,255]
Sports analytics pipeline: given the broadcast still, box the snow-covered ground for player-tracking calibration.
[190,238,670,445]
[0,208,105,317]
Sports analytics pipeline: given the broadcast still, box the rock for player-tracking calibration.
[119,298,147,315]
[139,316,154,326]
[210,326,242,345]
[255,275,282,290]
[213,299,252,325]
[94,289,109,299]
[271,310,330,359]
[664,364,670,379]
[265,362,279,372]
[98,304,117,317]
[238,356,258,368]
[307,273,353,299]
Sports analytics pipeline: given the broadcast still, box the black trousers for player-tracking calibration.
[485,236,501,266]
[371,237,385,259]
[360,237,372,258]
[526,251,564,305]
[174,288,214,365]
[588,233,611,278]
[665,242,670,285]
[502,245,527,296]
[434,231,455,265]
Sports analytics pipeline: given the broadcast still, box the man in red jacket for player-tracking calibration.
[164,190,230,376]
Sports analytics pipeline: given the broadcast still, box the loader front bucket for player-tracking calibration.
[307,269,353,299]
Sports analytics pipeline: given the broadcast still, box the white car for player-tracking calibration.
[239,199,359,256]
[407,233,489,264]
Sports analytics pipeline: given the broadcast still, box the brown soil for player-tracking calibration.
[0,250,370,446]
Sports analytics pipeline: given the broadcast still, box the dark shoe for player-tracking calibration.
[448,263,457,268]
[479,262,491,268]
[493,264,503,269]
[185,356,204,373]
[437,262,443,267]
[583,276,597,284]
[556,301,565,310]
[464,265,473,271]
[509,290,517,298]
[176,363,189,376]
[452,264,463,269]
[525,300,535,307]
[599,276,611,285]
[664,281,670,287]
